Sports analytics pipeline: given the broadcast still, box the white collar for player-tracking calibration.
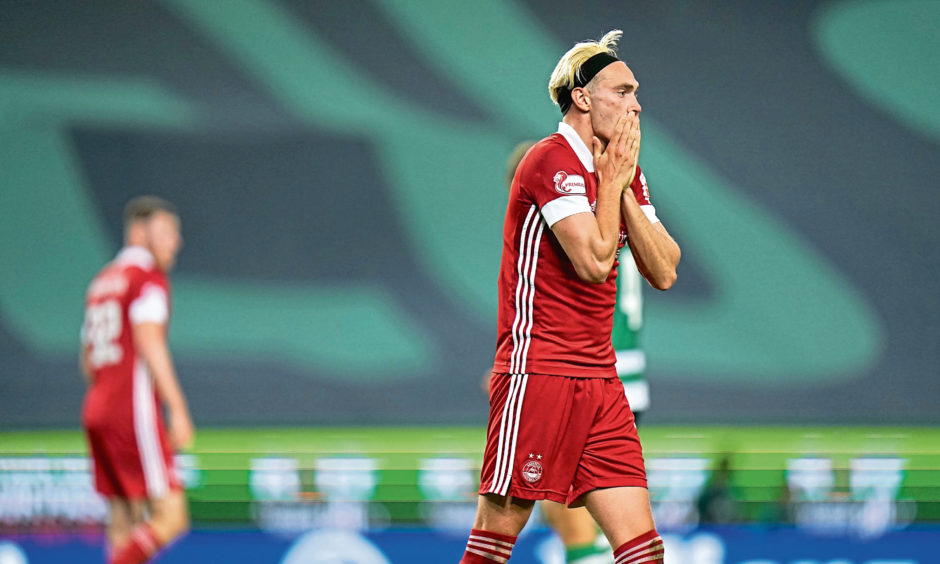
[557,121,595,172]
[115,246,155,269]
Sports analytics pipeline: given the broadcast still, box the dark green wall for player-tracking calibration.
[1,0,937,425]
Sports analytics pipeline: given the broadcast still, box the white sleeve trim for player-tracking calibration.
[129,284,168,325]
[540,195,592,228]
[641,204,660,224]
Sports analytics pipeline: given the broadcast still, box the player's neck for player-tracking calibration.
[561,114,594,154]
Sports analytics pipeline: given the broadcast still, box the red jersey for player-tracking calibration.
[81,246,175,498]
[493,122,659,378]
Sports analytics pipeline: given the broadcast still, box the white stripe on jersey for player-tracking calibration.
[518,222,544,374]
[490,204,545,495]
[510,206,544,374]
[134,359,168,498]
[509,206,537,374]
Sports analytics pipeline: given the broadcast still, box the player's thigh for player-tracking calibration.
[540,501,598,547]
[582,486,655,549]
[148,489,189,542]
[473,493,535,536]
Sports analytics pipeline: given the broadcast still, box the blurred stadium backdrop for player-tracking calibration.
[1,0,938,562]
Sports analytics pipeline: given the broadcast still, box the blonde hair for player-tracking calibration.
[548,29,623,108]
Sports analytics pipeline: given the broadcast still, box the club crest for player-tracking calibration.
[522,453,544,483]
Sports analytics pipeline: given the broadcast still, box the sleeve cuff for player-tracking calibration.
[641,204,660,224]
[129,284,169,324]
[540,195,592,227]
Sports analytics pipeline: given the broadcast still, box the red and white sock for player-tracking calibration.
[108,524,161,564]
[460,528,517,563]
[613,530,664,564]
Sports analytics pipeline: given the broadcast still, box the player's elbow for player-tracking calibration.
[646,246,680,290]
[648,269,677,291]
[573,260,612,284]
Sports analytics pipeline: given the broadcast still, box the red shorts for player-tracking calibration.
[479,373,646,506]
[84,411,179,500]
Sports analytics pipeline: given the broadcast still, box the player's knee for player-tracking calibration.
[151,495,190,541]
[546,505,598,547]
[157,510,189,542]
[475,494,534,535]
[168,501,190,538]
[177,504,191,535]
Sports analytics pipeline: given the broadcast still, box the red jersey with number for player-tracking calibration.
[81,246,178,498]
[492,122,658,378]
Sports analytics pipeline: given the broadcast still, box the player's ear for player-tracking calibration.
[571,87,590,113]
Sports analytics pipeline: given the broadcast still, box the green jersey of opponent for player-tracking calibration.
[611,252,648,415]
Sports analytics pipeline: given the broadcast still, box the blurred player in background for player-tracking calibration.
[80,196,193,564]
[612,253,649,426]
[498,143,652,564]
[462,30,680,564]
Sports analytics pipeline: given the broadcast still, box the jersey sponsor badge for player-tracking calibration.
[553,171,587,195]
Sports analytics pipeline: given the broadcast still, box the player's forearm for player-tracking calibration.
[621,194,680,290]
[134,324,190,415]
[151,360,189,416]
[565,185,623,283]
[589,181,626,272]
[151,359,189,416]
[557,182,625,284]
[79,349,92,386]
[143,342,194,450]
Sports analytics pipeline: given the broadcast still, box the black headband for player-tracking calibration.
[557,52,620,115]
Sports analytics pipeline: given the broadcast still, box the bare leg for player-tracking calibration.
[582,487,655,549]
[107,490,188,564]
[106,498,134,553]
[128,500,147,526]
[472,493,536,536]
[540,501,600,548]
[147,489,189,545]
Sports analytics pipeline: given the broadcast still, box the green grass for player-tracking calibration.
[3,425,939,456]
[3,426,938,524]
